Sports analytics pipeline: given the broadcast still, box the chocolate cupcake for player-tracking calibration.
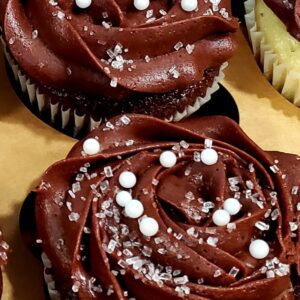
[0,0,238,135]
[245,0,300,106]
[0,231,8,299]
[20,114,300,299]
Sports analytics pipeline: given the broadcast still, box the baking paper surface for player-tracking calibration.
[0,30,299,299]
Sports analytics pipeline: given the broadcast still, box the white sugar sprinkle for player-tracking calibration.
[292,186,299,195]
[120,115,131,125]
[289,222,298,232]
[213,270,222,277]
[193,151,201,162]
[69,212,80,222]
[270,165,280,173]
[32,30,38,39]
[204,139,213,148]
[159,9,167,16]
[186,44,195,54]
[110,77,118,88]
[255,221,270,231]
[146,9,153,18]
[207,236,218,247]
[174,41,184,51]
[68,190,76,199]
[104,166,113,178]
[8,37,16,45]
[271,209,279,220]
[57,11,65,20]
[152,179,159,186]
[226,222,236,233]
[229,267,239,277]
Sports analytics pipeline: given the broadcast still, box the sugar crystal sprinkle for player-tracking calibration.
[229,267,239,277]
[270,165,280,173]
[104,166,113,178]
[213,270,222,278]
[69,212,80,222]
[159,9,167,16]
[110,77,118,88]
[226,223,236,233]
[207,236,218,247]
[32,30,39,39]
[186,44,195,54]
[289,222,298,232]
[146,9,153,18]
[174,41,184,51]
[255,221,270,231]
[292,186,299,195]
[120,115,131,125]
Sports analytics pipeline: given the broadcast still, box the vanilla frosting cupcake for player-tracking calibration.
[21,114,300,299]
[0,0,238,136]
[245,0,300,106]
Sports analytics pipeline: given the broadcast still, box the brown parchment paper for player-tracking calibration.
[0,30,299,300]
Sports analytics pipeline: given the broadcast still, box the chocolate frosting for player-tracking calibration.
[0,0,238,99]
[264,0,300,41]
[29,114,300,299]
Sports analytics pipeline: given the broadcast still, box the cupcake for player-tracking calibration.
[0,0,238,136]
[20,114,300,299]
[0,231,8,299]
[244,0,300,106]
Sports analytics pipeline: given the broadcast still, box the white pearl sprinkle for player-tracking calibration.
[125,199,144,219]
[201,148,218,166]
[116,191,132,207]
[133,0,150,10]
[181,0,198,12]
[119,171,137,189]
[249,239,270,259]
[83,138,101,155]
[224,198,242,215]
[212,209,230,226]
[159,151,177,168]
[139,217,159,237]
[75,0,92,9]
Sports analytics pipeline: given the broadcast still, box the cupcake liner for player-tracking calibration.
[1,35,227,136]
[41,253,61,300]
[244,0,300,106]
[165,62,228,122]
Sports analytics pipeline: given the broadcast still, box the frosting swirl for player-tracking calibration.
[1,0,238,99]
[264,0,300,41]
[28,115,300,299]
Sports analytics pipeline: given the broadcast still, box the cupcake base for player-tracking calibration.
[244,0,300,106]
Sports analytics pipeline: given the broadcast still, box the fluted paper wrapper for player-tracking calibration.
[0,30,300,299]
[244,0,300,106]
